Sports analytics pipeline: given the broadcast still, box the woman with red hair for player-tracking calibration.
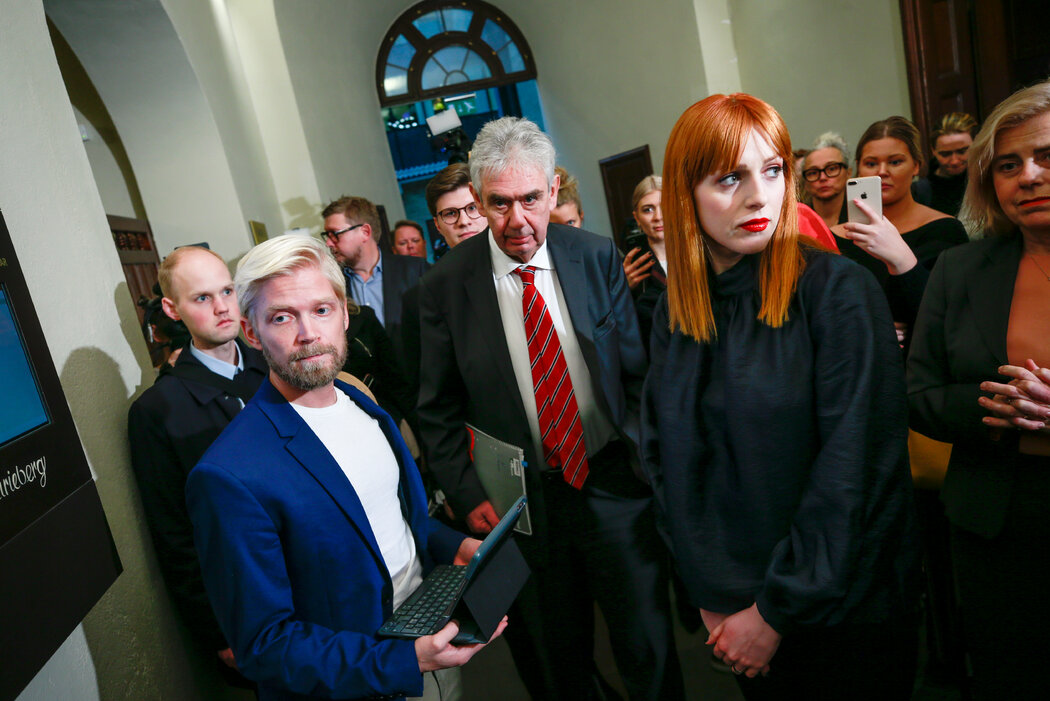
[641,94,919,698]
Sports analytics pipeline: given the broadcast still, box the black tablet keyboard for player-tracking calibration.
[378,564,467,636]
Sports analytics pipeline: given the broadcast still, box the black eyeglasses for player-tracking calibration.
[319,223,364,242]
[437,202,481,225]
[802,162,848,182]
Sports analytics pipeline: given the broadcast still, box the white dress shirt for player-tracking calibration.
[487,233,615,467]
[188,341,243,379]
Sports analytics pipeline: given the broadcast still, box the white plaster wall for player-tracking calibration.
[225,0,325,233]
[274,0,409,221]
[45,0,251,261]
[3,3,248,700]
[728,0,912,157]
[74,106,137,218]
[693,0,742,95]
[158,0,287,238]
[490,0,708,239]
[275,0,708,240]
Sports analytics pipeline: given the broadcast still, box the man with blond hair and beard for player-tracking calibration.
[186,235,502,701]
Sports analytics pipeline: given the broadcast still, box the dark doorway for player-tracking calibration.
[902,0,1050,151]
[599,146,653,251]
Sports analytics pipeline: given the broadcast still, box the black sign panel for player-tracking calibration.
[0,209,121,700]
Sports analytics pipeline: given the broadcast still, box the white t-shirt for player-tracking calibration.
[292,390,423,608]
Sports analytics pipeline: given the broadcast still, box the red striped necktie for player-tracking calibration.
[512,266,589,489]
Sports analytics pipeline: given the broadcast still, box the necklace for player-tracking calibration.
[1028,253,1050,281]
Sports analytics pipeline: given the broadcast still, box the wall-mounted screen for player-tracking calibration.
[0,287,50,447]
[0,208,121,701]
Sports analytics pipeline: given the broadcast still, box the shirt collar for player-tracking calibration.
[188,340,243,380]
[487,230,553,280]
[345,254,382,282]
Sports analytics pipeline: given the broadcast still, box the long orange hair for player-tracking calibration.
[663,93,804,342]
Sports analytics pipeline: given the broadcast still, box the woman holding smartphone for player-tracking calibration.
[642,93,919,699]
[625,175,666,344]
[838,116,967,349]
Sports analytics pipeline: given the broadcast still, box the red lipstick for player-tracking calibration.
[740,218,769,232]
[1019,197,1050,208]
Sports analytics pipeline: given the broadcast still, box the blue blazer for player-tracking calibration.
[186,378,464,701]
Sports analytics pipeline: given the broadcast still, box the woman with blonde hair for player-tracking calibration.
[642,93,919,698]
[909,80,1050,700]
[927,111,979,216]
[625,174,666,343]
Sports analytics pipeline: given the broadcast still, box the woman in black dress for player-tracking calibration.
[838,116,967,349]
[642,93,919,699]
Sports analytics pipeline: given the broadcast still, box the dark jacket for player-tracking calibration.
[907,232,1037,538]
[127,339,267,650]
[642,251,918,634]
[343,250,428,371]
[631,254,667,351]
[416,224,648,530]
[343,304,414,425]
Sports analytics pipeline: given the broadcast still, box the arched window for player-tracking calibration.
[376,0,537,106]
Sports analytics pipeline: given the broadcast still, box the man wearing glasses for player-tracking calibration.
[801,132,851,230]
[400,164,489,399]
[425,164,488,251]
[320,195,428,371]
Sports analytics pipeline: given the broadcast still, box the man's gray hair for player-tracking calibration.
[469,116,556,196]
[234,234,346,324]
[810,131,851,168]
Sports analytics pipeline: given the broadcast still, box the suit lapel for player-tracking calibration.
[967,234,1022,366]
[256,382,386,569]
[547,228,593,340]
[547,227,618,425]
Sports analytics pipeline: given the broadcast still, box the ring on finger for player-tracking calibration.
[731,665,743,675]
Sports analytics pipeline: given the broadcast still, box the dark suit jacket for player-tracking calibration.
[186,379,464,701]
[400,229,490,436]
[908,232,1026,538]
[416,224,648,529]
[344,304,414,425]
[127,339,267,650]
[344,251,428,370]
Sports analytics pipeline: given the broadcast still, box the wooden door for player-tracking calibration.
[108,214,165,365]
[900,0,979,160]
[599,145,653,250]
[902,0,1050,146]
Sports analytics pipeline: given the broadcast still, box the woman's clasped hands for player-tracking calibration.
[979,359,1050,432]
[702,604,782,678]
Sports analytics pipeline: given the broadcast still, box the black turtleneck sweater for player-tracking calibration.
[641,249,919,634]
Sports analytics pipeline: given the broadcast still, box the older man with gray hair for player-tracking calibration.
[417,117,684,700]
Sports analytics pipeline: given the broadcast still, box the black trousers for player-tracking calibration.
[501,447,684,701]
[734,617,918,701]
[950,455,1050,701]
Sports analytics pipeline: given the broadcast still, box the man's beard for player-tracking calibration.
[263,340,347,391]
